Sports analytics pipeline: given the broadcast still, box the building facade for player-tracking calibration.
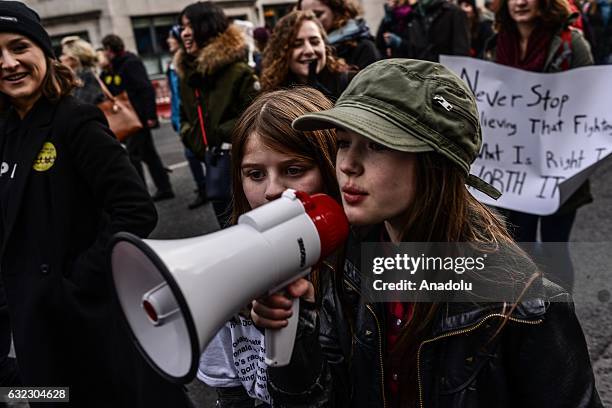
[23,0,385,76]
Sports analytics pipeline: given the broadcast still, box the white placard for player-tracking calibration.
[440,55,612,215]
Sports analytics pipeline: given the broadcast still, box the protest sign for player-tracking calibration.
[440,55,612,215]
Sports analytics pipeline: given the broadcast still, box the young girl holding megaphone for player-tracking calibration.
[198,87,342,407]
[252,59,602,407]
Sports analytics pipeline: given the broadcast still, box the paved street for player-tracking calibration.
[148,122,612,407]
[145,125,219,407]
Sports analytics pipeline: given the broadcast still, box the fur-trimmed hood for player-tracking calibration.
[174,24,247,78]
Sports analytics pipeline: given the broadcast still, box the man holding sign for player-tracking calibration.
[442,0,597,291]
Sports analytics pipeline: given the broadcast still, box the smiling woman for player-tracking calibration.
[174,1,259,225]
[0,2,191,407]
[260,10,353,99]
[288,19,327,84]
[0,33,77,115]
[297,0,380,69]
[0,34,47,107]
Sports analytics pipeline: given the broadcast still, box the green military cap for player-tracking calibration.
[293,58,501,200]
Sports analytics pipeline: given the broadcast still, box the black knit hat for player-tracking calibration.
[0,1,54,58]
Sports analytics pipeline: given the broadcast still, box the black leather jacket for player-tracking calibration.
[268,229,602,408]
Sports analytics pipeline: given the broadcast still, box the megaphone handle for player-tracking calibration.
[264,296,299,367]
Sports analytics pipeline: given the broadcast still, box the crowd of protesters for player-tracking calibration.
[0,0,609,406]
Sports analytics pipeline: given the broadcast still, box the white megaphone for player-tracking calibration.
[110,189,348,383]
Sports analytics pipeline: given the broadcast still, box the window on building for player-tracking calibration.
[132,14,179,76]
[51,31,90,57]
[228,14,248,22]
[263,4,295,29]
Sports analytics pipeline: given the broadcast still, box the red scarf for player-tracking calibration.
[496,26,553,72]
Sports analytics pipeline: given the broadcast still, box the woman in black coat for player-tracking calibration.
[0,2,191,406]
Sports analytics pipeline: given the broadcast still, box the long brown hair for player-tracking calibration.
[0,57,78,111]
[384,153,534,405]
[494,0,571,32]
[261,10,349,91]
[297,0,363,31]
[43,58,80,101]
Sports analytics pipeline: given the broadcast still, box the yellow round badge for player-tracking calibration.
[33,142,57,172]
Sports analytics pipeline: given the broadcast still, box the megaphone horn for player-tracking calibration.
[110,189,348,383]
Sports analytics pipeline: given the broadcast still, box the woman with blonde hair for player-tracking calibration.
[261,10,353,100]
[60,36,104,105]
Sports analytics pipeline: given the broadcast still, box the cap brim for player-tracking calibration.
[293,105,433,153]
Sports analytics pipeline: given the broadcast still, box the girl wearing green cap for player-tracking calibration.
[251,59,601,407]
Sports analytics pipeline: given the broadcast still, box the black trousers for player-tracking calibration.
[0,270,191,408]
[126,128,172,192]
[0,283,19,388]
[12,288,192,408]
[504,209,578,291]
